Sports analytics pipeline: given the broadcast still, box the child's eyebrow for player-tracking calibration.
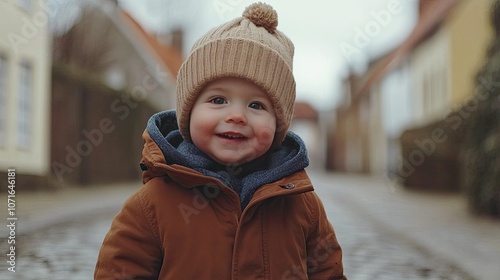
[203,85,230,93]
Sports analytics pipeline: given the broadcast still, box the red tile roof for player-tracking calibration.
[120,10,183,80]
[294,101,319,121]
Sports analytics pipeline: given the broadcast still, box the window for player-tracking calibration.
[0,56,7,147]
[17,62,33,149]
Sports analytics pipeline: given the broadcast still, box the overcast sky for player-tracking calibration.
[117,0,419,110]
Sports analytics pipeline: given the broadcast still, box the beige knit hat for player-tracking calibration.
[176,2,296,147]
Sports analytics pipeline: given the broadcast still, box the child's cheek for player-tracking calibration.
[255,127,275,152]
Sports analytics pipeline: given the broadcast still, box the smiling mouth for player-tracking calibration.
[217,133,247,140]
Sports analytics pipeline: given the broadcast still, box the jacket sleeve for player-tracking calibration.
[306,192,347,280]
[94,187,162,279]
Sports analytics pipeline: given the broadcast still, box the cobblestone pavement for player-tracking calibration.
[1,178,478,280]
[311,172,482,280]
[322,192,474,280]
[0,208,118,280]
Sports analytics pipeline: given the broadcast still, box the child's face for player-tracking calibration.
[190,77,276,165]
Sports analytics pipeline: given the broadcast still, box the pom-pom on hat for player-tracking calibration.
[176,2,296,147]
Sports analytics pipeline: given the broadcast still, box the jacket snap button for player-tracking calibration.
[281,183,295,189]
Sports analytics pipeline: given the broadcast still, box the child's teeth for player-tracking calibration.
[222,134,242,139]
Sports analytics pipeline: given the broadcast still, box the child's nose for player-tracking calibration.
[225,106,247,124]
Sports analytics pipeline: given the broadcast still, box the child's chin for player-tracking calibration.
[215,158,242,166]
[213,154,246,166]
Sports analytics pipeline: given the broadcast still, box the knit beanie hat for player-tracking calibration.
[176,2,296,147]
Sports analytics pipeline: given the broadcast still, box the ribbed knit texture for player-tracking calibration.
[176,3,296,147]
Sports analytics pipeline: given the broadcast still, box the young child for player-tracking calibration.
[95,2,346,279]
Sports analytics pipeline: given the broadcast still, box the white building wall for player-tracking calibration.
[376,28,451,174]
[381,61,414,137]
[377,59,414,173]
[409,28,451,126]
[0,0,52,175]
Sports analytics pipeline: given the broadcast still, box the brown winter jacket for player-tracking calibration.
[94,111,346,280]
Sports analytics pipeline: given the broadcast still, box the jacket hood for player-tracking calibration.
[141,110,309,208]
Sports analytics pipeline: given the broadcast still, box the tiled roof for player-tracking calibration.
[294,101,319,121]
[120,10,183,80]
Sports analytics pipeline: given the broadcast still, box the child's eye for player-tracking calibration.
[249,102,264,110]
[210,97,226,104]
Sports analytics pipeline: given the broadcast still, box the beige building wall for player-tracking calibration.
[345,105,363,172]
[0,0,52,175]
[408,0,493,122]
[368,86,387,175]
[447,0,493,108]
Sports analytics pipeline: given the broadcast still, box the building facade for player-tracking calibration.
[0,0,52,189]
[329,0,494,188]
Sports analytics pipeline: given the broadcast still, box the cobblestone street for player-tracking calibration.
[0,208,118,280]
[0,172,489,279]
